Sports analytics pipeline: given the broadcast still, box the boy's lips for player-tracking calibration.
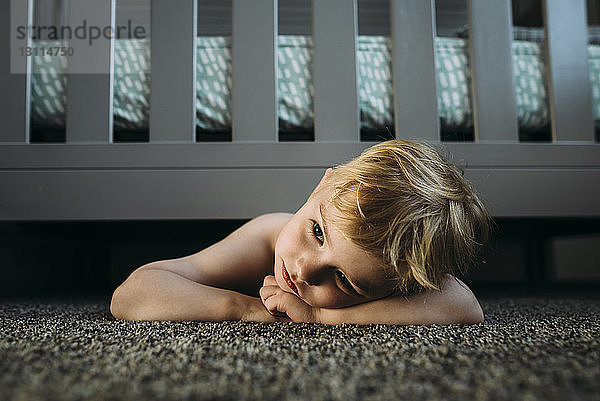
[282,261,299,295]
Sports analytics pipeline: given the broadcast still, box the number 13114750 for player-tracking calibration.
[20,46,74,57]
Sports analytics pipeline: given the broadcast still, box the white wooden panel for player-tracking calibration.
[313,0,360,142]
[544,0,594,142]
[232,0,277,142]
[0,169,324,220]
[466,169,600,217]
[150,0,197,143]
[390,0,438,140]
[2,142,599,220]
[2,142,600,169]
[1,0,32,143]
[1,166,598,220]
[468,0,518,142]
[66,0,115,143]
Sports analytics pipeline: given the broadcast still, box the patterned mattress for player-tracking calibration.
[29,36,600,137]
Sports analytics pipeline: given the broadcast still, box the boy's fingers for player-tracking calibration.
[263,275,277,287]
[259,277,299,318]
[262,294,285,316]
[259,285,279,301]
[263,291,299,317]
[262,295,282,315]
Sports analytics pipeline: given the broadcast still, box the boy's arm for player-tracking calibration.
[110,213,293,321]
[110,268,286,322]
[261,275,483,325]
[317,284,484,325]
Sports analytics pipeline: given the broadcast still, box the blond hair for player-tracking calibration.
[325,140,490,295]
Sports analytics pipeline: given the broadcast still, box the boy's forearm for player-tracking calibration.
[111,269,253,321]
[317,296,429,325]
[318,290,482,325]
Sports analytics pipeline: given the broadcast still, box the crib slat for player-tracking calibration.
[544,0,594,142]
[232,0,278,142]
[467,0,518,142]
[150,0,197,143]
[313,0,360,142]
[65,0,115,143]
[1,0,32,143]
[390,0,438,140]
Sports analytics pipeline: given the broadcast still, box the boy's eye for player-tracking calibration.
[312,221,324,244]
[336,271,357,295]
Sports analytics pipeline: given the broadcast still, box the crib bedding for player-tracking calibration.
[29,36,600,137]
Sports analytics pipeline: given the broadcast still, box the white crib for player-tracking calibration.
[0,0,598,221]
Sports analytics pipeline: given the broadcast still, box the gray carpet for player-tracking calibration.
[1,292,599,401]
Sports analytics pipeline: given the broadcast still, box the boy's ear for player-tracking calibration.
[321,167,334,184]
[312,168,334,195]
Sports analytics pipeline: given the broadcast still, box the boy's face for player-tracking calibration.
[274,170,396,309]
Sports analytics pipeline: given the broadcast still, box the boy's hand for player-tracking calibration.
[259,275,321,323]
[239,295,292,323]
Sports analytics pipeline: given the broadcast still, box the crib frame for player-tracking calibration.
[1,0,599,221]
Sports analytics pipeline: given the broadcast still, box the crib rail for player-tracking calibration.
[66,0,115,142]
[313,0,360,141]
[0,0,599,220]
[231,0,278,141]
[391,0,438,140]
[150,0,197,142]
[545,0,594,141]
[468,0,518,141]
[2,0,31,142]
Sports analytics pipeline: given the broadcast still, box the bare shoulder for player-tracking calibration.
[129,212,294,296]
[442,274,484,324]
[251,212,293,251]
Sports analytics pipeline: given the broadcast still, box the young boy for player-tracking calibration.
[110,140,489,325]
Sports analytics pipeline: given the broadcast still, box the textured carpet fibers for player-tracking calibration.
[0,294,598,401]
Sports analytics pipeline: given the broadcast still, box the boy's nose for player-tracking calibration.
[296,257,323,286]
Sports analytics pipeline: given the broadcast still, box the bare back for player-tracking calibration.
[129,213,293,296]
